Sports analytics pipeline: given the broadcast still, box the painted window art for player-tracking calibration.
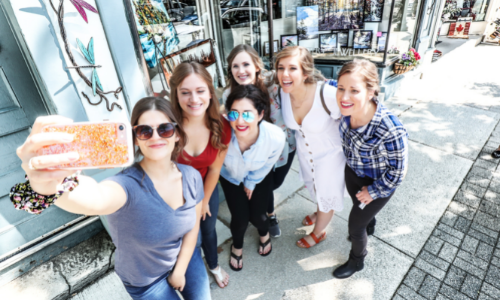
[281,34,299,48]
[319,33,337,52]
[363,0,384,22]
[353,30,373,49]
[297,6,319,40]
[160,39,217,88]
[130,0,179,68]
[306,0,364,30]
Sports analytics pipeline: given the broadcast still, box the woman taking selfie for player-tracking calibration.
[223,45,296,238]
[170,62,231,288]
[333,59,408,279]
[220,84,285,271]
[12,98,210,300]
[275,46,346,249]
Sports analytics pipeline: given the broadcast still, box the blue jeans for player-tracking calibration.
[197,185,219,270]
[124,248,211,300]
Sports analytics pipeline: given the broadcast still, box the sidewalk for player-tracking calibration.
[1,37,499,300]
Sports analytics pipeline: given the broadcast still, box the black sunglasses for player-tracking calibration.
[133,123,177,140]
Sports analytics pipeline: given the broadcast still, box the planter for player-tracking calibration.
[393,63,414,75]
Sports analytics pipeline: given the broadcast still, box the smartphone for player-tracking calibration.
[37,121,134,170]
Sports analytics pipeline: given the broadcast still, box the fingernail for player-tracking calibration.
[68,152,79,161]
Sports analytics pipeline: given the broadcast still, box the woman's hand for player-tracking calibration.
[356,186,374,205]
[244,187,253,200]
[17,116,78,195]
[201,200,211,221]
[167,270,186,292]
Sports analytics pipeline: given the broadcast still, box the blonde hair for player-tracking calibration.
[274,46,325,84]
[337,59,380,97]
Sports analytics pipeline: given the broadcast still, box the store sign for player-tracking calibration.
[313,48,380,56]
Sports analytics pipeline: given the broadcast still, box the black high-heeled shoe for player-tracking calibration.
[491,149,500,159]
[333,256,364,279]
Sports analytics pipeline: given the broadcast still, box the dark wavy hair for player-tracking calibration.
[169,62,227,151]
[225,84,269,124]
[130,97,187,162]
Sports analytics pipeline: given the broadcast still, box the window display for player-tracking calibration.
[319,33,338,52]
[442,0,491,21]
[353,30,373,49]
[281,34,299,47]
[335,30,349,47]
[308,0,364,30]
[297,6,319,40]
[364,0,385,22]
[376,32,387,51]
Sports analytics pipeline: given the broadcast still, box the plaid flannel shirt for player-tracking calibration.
[340,99,409,200]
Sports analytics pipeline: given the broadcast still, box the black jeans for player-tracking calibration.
[220,171,273,249]
[345,165,394,261]
[269,150,296,214]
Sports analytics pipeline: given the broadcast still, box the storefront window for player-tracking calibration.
[442,0,491,21]
[390,0,422,54]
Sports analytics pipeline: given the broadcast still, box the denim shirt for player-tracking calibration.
[223,84,295,168]
[220,121,286,190]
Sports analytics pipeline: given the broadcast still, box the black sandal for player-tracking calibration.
[229,245,243,272]
[258,237,272,257]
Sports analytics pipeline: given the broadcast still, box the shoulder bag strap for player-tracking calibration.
[319,82,331,116]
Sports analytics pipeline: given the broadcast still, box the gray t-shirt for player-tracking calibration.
[105,163,204,287]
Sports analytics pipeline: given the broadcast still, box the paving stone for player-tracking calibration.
[403,267,427,291]
[485,265,500,290]
[461,182,487,198]
[492,171,500,181]
[436,294,452,300]
[478,151,497,162]
[479,200,500,218]
[424,236,445,255]
[484,190,500,205]
[421,250,451,271]
[488,180,500,194]
[481,282,500,299]
[444,266,467,290]
[419,275,441,300]
[441,210,459,227]
[461,274,482,299]
[448,202,476,220]
[474,211,500,232]
[457,250,489,270]
[488,136,500,145]
[455,217,472,233]
[478,293,494,300]
[454,190,482,209]
[494,248,500,258]
[415,258,447,280]
[453,257,487,279]
[468,229,497,247]
[461,235,480,254]
[69,272,131,300]
[439,242,459,263]
[397,284,428,300]
[476,242,494,262]
[433,228,462,247]
[491,257,500,268]
[392,295,406,300]
[473,159,498,172]
[440,284,474,300]
[469,166,494,180]
[466,176,491,188]
[437,223,465,240]
[471,222,500,239]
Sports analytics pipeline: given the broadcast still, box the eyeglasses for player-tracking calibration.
[227,111,255,122]
[133,123,177,140]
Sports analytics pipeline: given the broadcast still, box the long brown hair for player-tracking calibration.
[274,46,325,84]
[130,97,187,162]
[169,62,227,151]
[337,59,380,97]
[225,44,271,121]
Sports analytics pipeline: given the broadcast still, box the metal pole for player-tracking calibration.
[267,0,274,69]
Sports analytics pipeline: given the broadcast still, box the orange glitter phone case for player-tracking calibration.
[38,121,134,170]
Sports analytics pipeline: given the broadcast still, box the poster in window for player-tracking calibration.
[281,34,299,48]
[297,6,319,40]
[130,0,179,68]
[377,32,387,51]
[353,30,373,49]
[309,0,364,30]
[363,0,385,22]
[334,30,349,47]
[319,33,338,52]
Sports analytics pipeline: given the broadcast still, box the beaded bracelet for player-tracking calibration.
[9,173,80,215]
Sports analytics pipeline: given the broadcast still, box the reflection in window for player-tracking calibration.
[442,0,490,21]
[391,0,421,53]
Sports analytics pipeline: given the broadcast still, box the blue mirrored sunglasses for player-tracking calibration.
[227,111,255,122]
